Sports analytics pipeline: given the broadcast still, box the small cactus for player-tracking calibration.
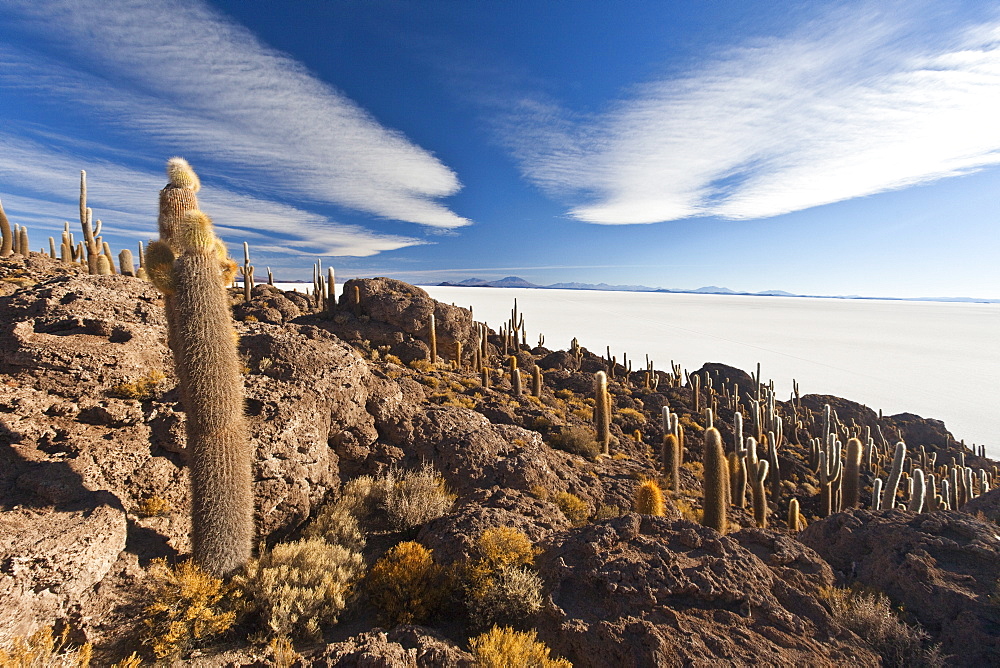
[633,479,665,516]
[428,313,437,363]
[531,365,542,398]
[787,497,800,533]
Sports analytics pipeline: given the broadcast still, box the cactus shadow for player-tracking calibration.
[0,421,177,564]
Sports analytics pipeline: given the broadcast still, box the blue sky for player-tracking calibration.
[1,0,998,298]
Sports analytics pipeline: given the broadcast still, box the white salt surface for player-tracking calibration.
[421,286,999,455]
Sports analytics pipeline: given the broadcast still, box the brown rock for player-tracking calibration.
[799,508,1000,666]
[312,625,474,667]
[533,514,878,667]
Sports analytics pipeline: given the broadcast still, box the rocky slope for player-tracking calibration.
[0,252,996,666]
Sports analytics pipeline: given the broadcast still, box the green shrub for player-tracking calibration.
[366,541,448,625]
[141,559,240,660]
[469,627,571,668]
[236,538,363,640]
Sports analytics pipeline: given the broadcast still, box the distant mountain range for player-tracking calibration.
[434,277,1000,303]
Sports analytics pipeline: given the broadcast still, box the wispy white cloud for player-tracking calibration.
[0,0,469,229]
[504,9,1000,224]
[0,133,421,257]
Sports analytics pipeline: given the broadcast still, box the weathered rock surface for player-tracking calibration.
[312,625,474,667]
[800,508,1000,666]
[533,514,878,667]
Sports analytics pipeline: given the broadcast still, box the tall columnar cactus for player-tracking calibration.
[0,198,12,258]
[663,433,681,494]
[701,428,728,534]
[531,364,542,398]
[907,468,926,513]
[880,442,906,511]
[594,371,611,455]
[729,452,747,508]
[871,478,883,510]
[843,437,862,508]
[634,479,666,516]
[511,368,522,396]
[240,242,254,303]
[18,226,29,257]
[751,459,769,528]
[818,450,842,517]
[146,158,251,576]
[118,249,135,277]
[428,313,437,363]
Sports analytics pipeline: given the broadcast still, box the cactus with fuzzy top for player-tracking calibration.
[634,479,666,516]
[702,428,728,534]
[146,158,250,576]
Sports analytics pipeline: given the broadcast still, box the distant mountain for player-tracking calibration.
[432,277,1000,303]
[439,276,540,288]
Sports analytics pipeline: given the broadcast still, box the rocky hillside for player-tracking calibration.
[0,251,998,666]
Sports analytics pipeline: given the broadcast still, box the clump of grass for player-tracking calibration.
[469,627,571,668]
[109,369,166,400]
[136,495,170,517]
[408,359,435,373]
[0,626,92,667]
[821,587,944,668]
[375,464,455,530]
[141,559,241,660]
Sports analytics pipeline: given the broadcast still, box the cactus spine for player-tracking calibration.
[634,479,665,516]
[594,371,611,455]
[881,442,906,511]
[147,158,251,576]
[843,437,862,508]
[701,427,728,534]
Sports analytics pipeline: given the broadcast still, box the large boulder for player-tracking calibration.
[799,508,1000,666]
[533,514,878,667]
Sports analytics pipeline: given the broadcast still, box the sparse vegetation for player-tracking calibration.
[547,425,601,460]
[554,491,589,525]
[821,587,944,668]
[0,626,92,668]
[141,559,241,660]
[469,627,572,668]
[109,369,166,400]
[236,537,363,640]
[366,541,448,625]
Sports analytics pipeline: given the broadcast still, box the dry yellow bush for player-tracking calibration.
[142,559,239,660]
[473,527,537,573]
[366,541,447,625]
[408,359,435,373]
[0,626,92,668]
[266,636,300,668]
[554,492,589,526]
[237,538,363,640]
[469,626,571,668]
